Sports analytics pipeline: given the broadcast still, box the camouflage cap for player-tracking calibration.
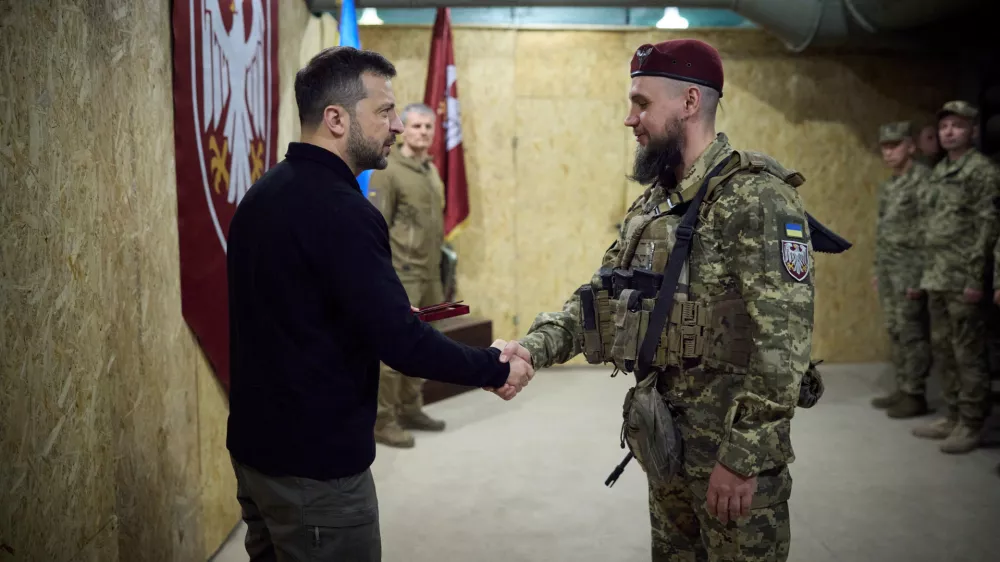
[879,121,912,143]
[937,100,978,120]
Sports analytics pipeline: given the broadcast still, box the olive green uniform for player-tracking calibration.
[919,148,1000,431]
[873,157,933,398]
[368,146,446,431]
[520,134,814,561]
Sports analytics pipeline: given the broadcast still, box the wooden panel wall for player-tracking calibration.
[0,1,314,560]
[360,26,963,364]
[0,1,201,560]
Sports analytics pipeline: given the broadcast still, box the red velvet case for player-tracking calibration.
[415,301,470,322]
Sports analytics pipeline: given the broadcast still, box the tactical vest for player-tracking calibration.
[577,151,806,374]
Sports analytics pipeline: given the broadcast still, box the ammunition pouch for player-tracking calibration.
[620,371,683,483]
[577,267,616,364]
[593,290,752,373]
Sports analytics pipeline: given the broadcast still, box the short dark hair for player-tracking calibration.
[294,47,396,128]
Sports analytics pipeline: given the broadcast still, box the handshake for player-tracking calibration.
[485,339,535,401]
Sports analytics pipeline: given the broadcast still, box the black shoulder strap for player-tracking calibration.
[635,154,736,381]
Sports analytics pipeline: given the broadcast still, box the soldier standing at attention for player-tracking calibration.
[515,39,814,561]
[368,103,448,448]
[870,121,933,418]
[912,100,1000,454]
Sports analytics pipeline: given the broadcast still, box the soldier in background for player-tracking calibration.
[870,121,932,418]
[912,101,1000,454]
[915,122,944,167]
[368,103,448,448]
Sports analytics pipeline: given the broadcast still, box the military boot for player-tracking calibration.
[374,420,415,448]
[939,423,981,454]
[399,410,446,432]
[911,417,957,440]
[886,393,928,419]
[871,391,902,409]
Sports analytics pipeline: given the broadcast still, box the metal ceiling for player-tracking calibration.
[305,0,990,53]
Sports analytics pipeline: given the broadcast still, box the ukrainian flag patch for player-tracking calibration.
[785,222,804,239]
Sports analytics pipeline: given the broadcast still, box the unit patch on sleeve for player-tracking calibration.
[781,240,810,282]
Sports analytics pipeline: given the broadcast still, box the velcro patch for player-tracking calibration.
[781,240,809,282]
[784,222,804,239]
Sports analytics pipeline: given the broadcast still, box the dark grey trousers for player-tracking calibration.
[231,457,381,562]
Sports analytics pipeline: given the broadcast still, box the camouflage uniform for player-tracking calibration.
[872,121,932,413]
[916,101,1000,451]
[520,133,813,561]
[368,145,448,446]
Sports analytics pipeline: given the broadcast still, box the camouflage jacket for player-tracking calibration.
[873,160,932,289]
[995,235,1000,291]
[367,146,445,281]
[919,149,1000,292]
[519,133,815,479]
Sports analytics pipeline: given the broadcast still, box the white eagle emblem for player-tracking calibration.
[201,0,267,207]
[781,240,809,282]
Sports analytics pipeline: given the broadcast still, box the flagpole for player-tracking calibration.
[339,0,373,198]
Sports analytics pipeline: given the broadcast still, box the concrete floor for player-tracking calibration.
[212,363,1000,562]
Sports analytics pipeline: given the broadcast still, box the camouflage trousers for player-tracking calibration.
[376,277,444,423]
[876,267,931,395]
[986,302,1000,375]
[927,291,992,427]
[649,466,792,562]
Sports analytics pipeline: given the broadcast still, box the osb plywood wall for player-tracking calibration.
[360,26,962,364]
[0,0,200,559]
[0,0,313,560]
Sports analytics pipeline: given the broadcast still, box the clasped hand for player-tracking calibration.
[484,339,534,401]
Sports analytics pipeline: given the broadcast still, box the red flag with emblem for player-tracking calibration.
[423,7,468,239]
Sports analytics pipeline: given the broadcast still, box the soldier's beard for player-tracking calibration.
[629,118,684,186]
[347,120,391,171]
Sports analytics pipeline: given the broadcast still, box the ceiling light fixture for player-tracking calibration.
[656,7,689,29]
[358,7,383,25]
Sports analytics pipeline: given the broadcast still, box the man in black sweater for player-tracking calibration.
[225,47,534,562]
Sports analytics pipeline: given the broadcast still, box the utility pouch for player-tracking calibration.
[576,284,604,364]
[612,289,643,372]
[798,359,825,408]
[620,371,683,484]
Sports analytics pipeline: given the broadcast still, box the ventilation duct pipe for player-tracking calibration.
[307,0,982,53]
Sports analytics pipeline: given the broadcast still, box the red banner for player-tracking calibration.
[171,0,280,390]
[423,8,469,239]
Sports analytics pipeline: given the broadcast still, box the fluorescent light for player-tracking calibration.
[359,8,383,25]
[656,7,689,29]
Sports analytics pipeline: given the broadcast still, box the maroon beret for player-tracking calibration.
[630,39,724,97]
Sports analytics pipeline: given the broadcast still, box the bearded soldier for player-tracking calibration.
[514,40,831,561]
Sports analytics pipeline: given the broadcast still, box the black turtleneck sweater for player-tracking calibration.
[226,142,510,480]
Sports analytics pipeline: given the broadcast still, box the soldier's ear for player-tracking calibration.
[323,105,349,137]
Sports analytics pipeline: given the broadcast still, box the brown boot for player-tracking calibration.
[886,393,928,419]
[911,417,957,440]
[399,410,446,432]
[871,391,902,409]
[940,423,981,454]
[374,420,415,448]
